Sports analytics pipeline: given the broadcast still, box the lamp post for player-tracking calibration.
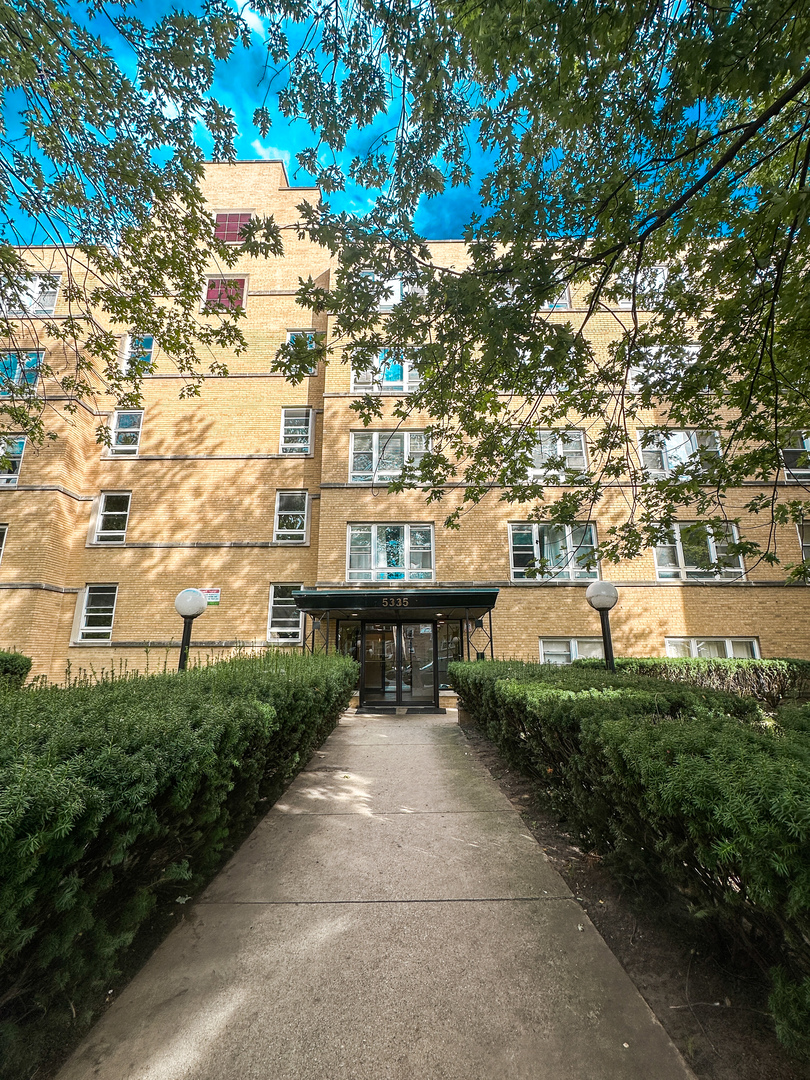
[585,581,619,672]
[174,589,208,671]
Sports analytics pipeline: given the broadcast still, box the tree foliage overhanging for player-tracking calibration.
[265,0,810,576]
[2,0,810,574]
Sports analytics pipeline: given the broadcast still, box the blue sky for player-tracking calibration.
[207,4,485,239]
[1,2,489,245]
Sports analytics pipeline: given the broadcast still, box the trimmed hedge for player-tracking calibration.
[450,660,810,1056]
[0,650,358,1080]
[0,650,32,690]
[572,655,810,708]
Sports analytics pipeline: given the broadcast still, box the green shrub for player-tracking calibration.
[0,650,357,1080]
[573,655,810,708]
[450,659,810,1057]
[0,650,32,689]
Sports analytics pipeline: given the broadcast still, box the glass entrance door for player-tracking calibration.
[400,623,435,704]
[361,622,437,706]
[363,623,397,705]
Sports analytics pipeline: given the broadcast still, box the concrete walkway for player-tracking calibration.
[58,710,695,1080]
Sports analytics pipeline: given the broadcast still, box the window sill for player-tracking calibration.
[70,640,112,647]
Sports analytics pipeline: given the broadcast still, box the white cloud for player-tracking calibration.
[242,7,266,38]
[251,141,291,166]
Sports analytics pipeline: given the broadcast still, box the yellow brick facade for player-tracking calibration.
[1,160,808,684]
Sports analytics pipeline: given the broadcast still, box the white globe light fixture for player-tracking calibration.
[174,589,208,670]
[585,581,619,671]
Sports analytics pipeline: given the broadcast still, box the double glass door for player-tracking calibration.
[362,622,437,706]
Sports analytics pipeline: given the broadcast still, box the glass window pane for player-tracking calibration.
[377,526,404,568]
[541,639,572,664]
[679,524,712,570]
[730,639,757,658]
[575,639,604,659]
[696,639,727,658]
[665,639,693,657]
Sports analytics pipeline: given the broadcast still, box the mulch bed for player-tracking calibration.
[459,718,810,1080]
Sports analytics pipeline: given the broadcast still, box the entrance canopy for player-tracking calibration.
[293,587,499,621]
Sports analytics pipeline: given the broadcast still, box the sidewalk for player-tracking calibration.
[57,710,695,1080]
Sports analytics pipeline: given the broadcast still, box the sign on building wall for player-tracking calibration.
[199,589,221,606]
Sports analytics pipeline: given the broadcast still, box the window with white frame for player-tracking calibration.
[665,637,759,659]
[615,266,668,309]
[274,491,309,543]
[280,409,313,455]
[541,285,571,310]
[3,273,60,317]
[203,276,246,311]
[347,523,434,581]
[350,431,427,482]
[78,584,118,641]
[108,410,143,456]
[360,270,402,310]
[799,521,810,564]
[639,429,720,475]
[119,334,154,375]
[352,349,420,393]
[0,438,25,487]
[0,351,41,395]
[267,583,304,643]
[509,523,598,580]
[530,430,587,480]
[782,433,810,480]
[539,638,604,664]
[94,492,131,544]
[628,343,700,393]
[285,331,318,375]
[654,523,744,581]
[0,524,7,564]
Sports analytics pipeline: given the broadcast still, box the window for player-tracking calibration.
[119,334,154,375]
[280,409,313,455]
[628,344,701,393]
[352,349,420,394]
[530,430,587,480]
[215,212,251,243]
[108,410,143,456]
[94,492,131,544]
[799,521,810,563]
[654,523,744,581]
[783,433,810,480]
[3,273,60,317]
[360,271,402,310]
[509,523,598,580]
[542,285,571,310]
[274,491,309,543]
[639,429,720,475]
[665,637,759,659]
[203,277,246,311]
[0,525,7,563]
[0,438,25,487]
[285,331,318,376]
[350,431,427,482]
[539,638,604,664]
[0,351,41,394]
[347,524,434,581]
[78,584,118,641]
[268,584,304,643]
[615,265,668,309]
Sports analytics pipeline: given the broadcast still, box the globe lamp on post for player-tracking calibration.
[174,589,208,671]
[585,581,619,672]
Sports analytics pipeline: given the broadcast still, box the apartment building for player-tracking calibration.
[1,160,808,702]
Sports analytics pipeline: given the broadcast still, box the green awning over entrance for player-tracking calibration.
[293,587,498,621]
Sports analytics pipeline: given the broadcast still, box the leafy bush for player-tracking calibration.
[573,655,810,708]
[450,659,810,1057]
[0,650,32,689]
[0,650,357,1080]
